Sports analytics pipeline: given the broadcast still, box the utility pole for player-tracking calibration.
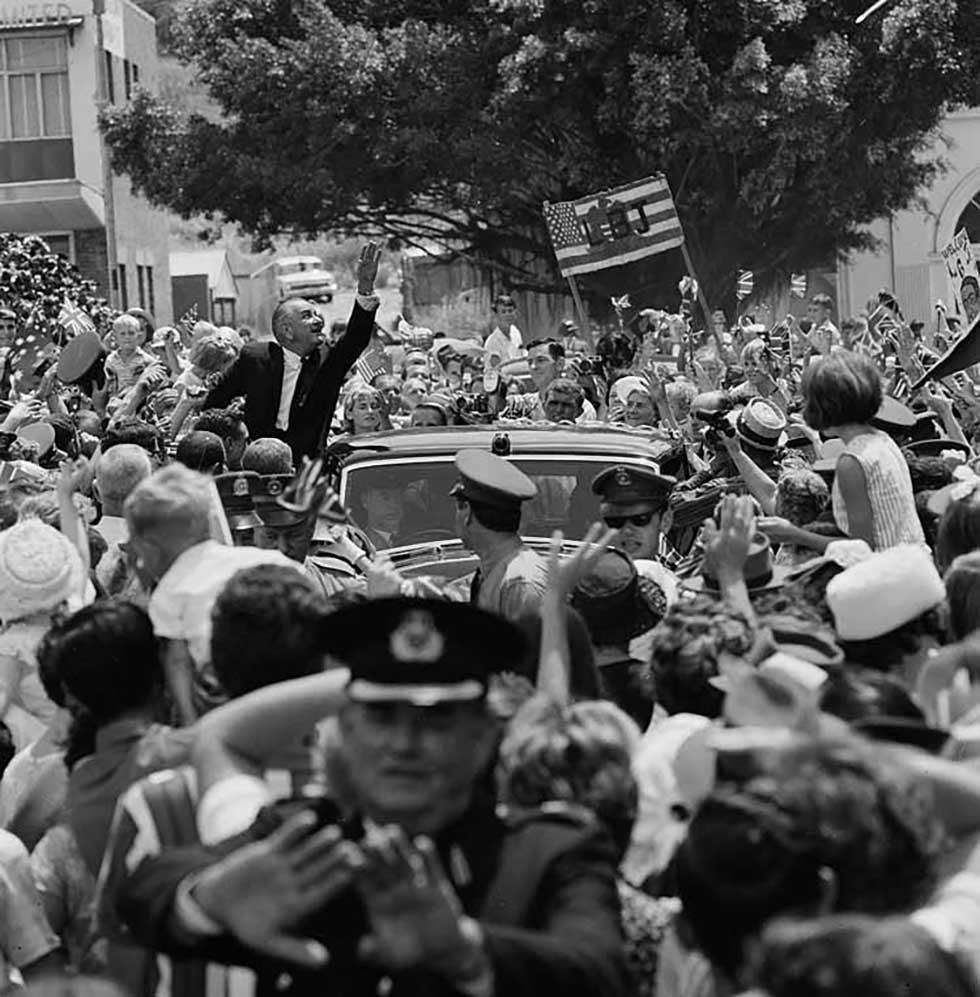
[93,0,119,308]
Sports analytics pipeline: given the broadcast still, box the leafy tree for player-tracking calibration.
[102,0,980,306]
[0,234,112,334]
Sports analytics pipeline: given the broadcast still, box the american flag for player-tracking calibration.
[7,307,57,390]
[543,175,684,277]
[355,344,387,383]
[57,297,95,340]
[790,273,808,299]
[736,270,754,300]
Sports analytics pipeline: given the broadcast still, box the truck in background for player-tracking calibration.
[241,256,339,338]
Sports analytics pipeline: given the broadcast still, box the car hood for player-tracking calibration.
[279,269,337,287]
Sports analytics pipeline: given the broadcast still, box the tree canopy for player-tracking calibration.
[102,0,980,304]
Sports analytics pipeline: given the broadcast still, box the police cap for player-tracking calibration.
[591,464,674,509]
[322,597,526,706]
[449,448,537,510]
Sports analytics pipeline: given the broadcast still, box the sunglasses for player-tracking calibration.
[603,512,656,529]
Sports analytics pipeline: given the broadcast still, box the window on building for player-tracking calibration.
[146,266,155,314]
[123,59,131,100]
[117,264,128,310]
[132,63,139,86]
[43,233,72,260]
[136,264,146,308]
[0,35,71,139]
[104,50,114,103]
[214,299,237,326]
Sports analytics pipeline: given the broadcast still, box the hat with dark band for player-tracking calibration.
[321,597,526,706]
[683,532,790,594]
[592,464,675,510]
[872,396,916,436]
[450,448,536,510]
[734,399,787,452]
[214,471,262,532]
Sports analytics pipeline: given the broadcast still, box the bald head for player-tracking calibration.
[96,443,153,515]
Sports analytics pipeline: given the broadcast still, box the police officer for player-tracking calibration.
[591,464,678,602]
[450,448,548,621]
[106,598,629,997]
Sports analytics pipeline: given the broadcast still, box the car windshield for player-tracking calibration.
[277,259,322,275]
[340,454,646,551]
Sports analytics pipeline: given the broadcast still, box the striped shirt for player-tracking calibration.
[831,429,925,551]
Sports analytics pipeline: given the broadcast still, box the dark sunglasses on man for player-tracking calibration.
[602,511,656,529]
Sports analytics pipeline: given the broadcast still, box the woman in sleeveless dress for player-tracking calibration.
[759,351,924,553]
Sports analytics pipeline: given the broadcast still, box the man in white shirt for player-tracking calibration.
[124,464,292,723]
[484,293,524,361]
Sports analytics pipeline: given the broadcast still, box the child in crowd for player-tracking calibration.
[103,315,157,402]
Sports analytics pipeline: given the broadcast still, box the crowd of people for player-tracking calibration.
[1,239,980,997]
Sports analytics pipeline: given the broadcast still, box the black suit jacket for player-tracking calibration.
[110,798,630,997]
[205,301,375,459]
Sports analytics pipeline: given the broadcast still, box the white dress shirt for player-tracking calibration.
[275,348,304,431]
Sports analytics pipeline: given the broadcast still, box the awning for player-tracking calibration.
[0,178,104,231]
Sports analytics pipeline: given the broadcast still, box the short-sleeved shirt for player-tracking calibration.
[472,542,548,622]
[104,347,157,397]
[148,540,293,668]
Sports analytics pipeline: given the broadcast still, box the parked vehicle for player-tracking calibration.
[325,424,674,580]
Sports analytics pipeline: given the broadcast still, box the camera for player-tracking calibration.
[577,355,606,378]
[702,412,736,449]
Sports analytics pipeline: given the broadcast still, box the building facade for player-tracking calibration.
[0,0,172,323]
[840,108,980,328]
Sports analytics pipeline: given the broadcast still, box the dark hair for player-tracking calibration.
[241,438,294,475]
[936,486,980,573]
[44,413,77,458]
[820,667,925,724]
[467,498,521,534]
[493,293,516,310]
[810,293,833,310]
[904,454,954,494]
[746,915,980,997]
[525,338,565,361]
[102,417,165,461]
[802,352,882,431]
[945,551,980,641]
[673,737,940,980]
[210,564,328,698]
[37,601,162,769]
[175,431,226,473]
[0,721,14,780]
[194,408,246,442]
[648,596,757,717]
[839,607,945,673]
[514,608,601,700]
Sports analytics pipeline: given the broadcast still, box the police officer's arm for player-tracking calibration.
[193,669,351,796]
[718,433,777,514]
[479,830,631,997]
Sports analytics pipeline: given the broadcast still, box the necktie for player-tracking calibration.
[289,351,320,424]
[469,569,482,604]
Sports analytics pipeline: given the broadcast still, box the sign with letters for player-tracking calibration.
[941,229,980,330]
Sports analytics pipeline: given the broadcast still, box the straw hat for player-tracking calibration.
[733,399,787,452]
[0,519,85,622]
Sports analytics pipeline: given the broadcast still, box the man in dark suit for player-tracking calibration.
[101,598,629,997]
[205,244,382,461]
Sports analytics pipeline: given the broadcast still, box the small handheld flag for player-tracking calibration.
[57,298,96,341]
[736,271,754,301]
[791,274,808,299]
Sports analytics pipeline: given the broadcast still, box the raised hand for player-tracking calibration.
[191,811,358,968]
[702,494,755,581]
[548,522,618,603]
[356,243,383,296]
[355,826,487,983]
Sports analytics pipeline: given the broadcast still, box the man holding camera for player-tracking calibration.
[493,339,597,423]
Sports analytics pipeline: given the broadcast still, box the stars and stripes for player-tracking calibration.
[736,270,754,300]
[355,345,387,384]
[543,175,685,277]
[791,273,808,299]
